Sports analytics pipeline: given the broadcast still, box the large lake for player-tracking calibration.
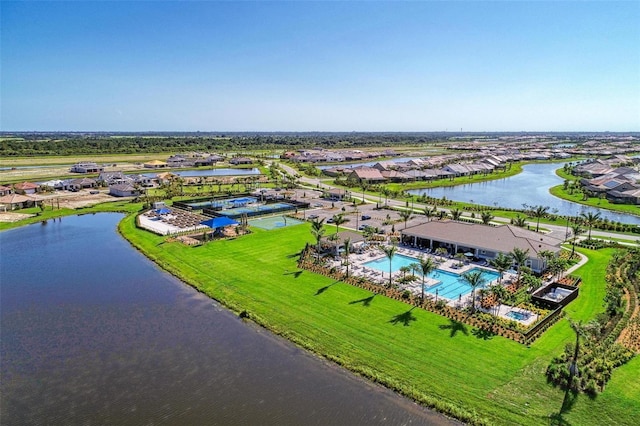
[408,163,640,225]
[0,214,456,425]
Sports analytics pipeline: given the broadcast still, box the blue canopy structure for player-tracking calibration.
[200,217,240,229]
[155,207,171,215]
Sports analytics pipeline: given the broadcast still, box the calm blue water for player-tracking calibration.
[364,253,421,272]
[0,214,455,425]
[427,268,499,299]
[407,163,640,225]
[363,255,499,299]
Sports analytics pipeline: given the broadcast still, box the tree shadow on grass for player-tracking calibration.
[286,250,304,259]
[438,319,469,337]
[471,327,495,340]
[315,281,340,296]
[348,294,375,307]
[389,307,417,326]
[548,388,579,426]
[284,270,303,278]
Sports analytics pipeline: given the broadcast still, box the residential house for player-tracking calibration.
[347,167,386,184]
[109,184,141,197]
[70,162,104,173]
[63,178,98,191]
[229,157,254,165]
[13,182,39,194]
[0,193,38,210]
[0,185,13,196]
[144,160,168,169]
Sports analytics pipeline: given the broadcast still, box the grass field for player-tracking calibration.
[119,216,639,425]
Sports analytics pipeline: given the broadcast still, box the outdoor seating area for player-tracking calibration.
[138,207,209,235]
[327,243,514,309]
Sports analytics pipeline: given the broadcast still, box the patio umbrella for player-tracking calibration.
[200,217,239,229]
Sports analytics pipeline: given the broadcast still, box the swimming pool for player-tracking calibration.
[506,310,530,321]
[363,254,500,299]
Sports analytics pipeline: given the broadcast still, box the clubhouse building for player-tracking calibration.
[400,220,563,273]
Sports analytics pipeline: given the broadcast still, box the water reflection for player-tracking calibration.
[408,163,640,225]
[0,214,455,425]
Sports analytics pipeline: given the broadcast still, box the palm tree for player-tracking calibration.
[510,247,530,285]
[481,211,494,225]
[381,244,397,287]
[332,213,347,235]
[437,209,448,220]
[580,211,601,241]
[570,222,584,257]
[531,205,550,232]
[511,215,527,227]
[460,270,487,312]
[538,249,555,272]
[490,284,509,316]
[310,218,326,262]
[343,237,352,277]
[490,252,512,283]
[450,208,463,221]
[418,255,437,301]
[423,206,434,222]
[565,318,598,392]
[399,210,412,229]
[399,265,411,278]
[360,181,369,203]
[382,187,390,206]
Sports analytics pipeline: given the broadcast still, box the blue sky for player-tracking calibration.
[2,1,639,132]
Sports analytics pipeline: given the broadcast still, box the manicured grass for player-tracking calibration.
[0,201,142,231]
[551,169,640,217]
[119,216,638,426]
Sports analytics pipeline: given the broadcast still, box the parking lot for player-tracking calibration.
[299,198,426,235]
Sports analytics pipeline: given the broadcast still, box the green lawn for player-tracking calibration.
[119,216,639,426]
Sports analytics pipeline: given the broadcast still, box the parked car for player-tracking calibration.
[361,215,371,220]
[308,214,319,219]
[327,217,334,223]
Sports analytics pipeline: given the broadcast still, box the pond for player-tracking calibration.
[0,214,456,425]
[407,163,640,225]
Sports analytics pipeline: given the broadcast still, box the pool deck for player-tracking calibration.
[331,245,516,309]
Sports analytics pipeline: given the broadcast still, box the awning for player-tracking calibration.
[200,217,240,229]
[155,207,171,215]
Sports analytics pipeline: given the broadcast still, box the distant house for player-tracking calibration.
[70,162,104,173]
[13,181,39,194]
[41,179,64,190]
[347,167,386,184]
[195,154,225,166]
[144,160,168,169]
[109,184,140,197]
[0,185,13,196]
[229,157,254,165]
[63,178,97,191]
[324,188,350,201]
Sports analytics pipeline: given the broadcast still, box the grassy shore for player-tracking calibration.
[117,216,638,425]
[551,168,640,217]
